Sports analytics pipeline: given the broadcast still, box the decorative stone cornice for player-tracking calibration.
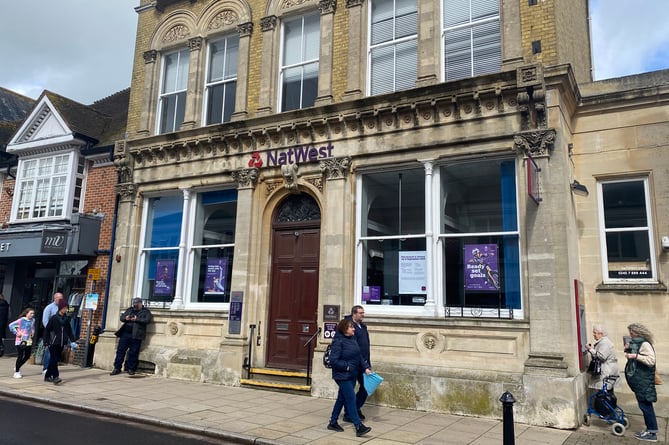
[346,0,364,7]
[231,168,259,189]
[260,16,277,32]
[320,156,351,180]
[513,129,556,157]
[237,22,253,37]
[319,0,337,14]
[143,50,157,64]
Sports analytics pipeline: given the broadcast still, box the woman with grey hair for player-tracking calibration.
[624,323,657,442]
[586,324,620,392]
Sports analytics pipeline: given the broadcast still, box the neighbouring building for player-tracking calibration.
[0,89,129,363]
[94,0,669,429]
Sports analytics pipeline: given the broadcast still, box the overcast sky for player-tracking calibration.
[0,0,668,105]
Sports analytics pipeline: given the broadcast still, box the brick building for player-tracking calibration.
[0,89,129,364]
[95,0,669,429]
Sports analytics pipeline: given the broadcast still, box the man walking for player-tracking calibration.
[343,305,371,422]
[111,297,152,376]
[41,292,64,374]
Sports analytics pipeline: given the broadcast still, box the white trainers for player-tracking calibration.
[42,369,47,375]
[13,372,22,379]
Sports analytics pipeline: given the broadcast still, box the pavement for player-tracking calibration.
[0,356,666,444]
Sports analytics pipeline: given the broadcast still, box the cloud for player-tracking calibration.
[590,0,669,80]
[0,0,137,104]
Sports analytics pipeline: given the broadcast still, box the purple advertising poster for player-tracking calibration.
[362,286,381,303]
[154,259,175,297]
[205,258,228,295]
[464,244,500,291]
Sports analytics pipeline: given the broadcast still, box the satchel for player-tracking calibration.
[655,369,663,385]
[587,356,602,376]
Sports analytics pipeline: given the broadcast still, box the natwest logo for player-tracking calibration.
[247,143,334,168]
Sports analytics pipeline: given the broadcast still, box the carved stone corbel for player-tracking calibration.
[513,129,556,157]
[320,156,351,180]
[281,163,299,190]
[231,167,259,189]
[114,183,137,202]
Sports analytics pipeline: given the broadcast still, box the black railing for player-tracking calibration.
[303,327,322,385]
[243,323,256,379]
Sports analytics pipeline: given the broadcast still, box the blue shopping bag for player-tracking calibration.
[363,372,384,395]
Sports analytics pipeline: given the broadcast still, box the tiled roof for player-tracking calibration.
[0,87,34,123]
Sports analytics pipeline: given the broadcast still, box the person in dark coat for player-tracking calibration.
[342,305,371,422]
[327,318,372,437]
[43,299,78,385]
[624,323,658,442]
[0,293,9,357]
[111,297,153,376]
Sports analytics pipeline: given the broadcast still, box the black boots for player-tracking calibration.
[356,424,371,437]
[327,421,344,432]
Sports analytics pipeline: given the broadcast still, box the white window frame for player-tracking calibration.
[597,177,658,284]
[203,34,239,126]
[277,12,320,112]
[441,0,501,82]
[136,190,238,311]
[156,48,189,134]
[10,151,80,223]
[367,0,418,96]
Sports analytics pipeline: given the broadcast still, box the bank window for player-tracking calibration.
[359,169,427,306]
[13,152,81,222]
[368,0,418,95]
[598,178,656,282]
[440,159,521,318]
[204,35,239,125]
[138,195,183,304]
[158,48,189,134]
[279,13,320,112]
[442,0,501,81]
[187,190,237,305]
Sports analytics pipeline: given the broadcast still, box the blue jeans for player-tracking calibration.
[330,378,361,427]
[113,333,142,371]
[636,396,658,432]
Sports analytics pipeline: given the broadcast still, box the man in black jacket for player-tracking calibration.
[111,298,153,376]
[342,305,371,422]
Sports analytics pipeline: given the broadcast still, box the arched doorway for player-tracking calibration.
[266,194,321,370]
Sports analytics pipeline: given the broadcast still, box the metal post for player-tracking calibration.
[499,391,516,445]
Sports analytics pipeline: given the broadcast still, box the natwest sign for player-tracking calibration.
[248,143,334,168]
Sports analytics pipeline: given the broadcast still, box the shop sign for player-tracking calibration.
[41,230,67,254]
[248,143,334,168]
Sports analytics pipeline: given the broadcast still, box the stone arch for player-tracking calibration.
[273,192,321,224]
[265,0,320,17]
[150,10,198,51]
[198,0,252,36]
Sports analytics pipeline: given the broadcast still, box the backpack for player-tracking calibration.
[323,344,332,368]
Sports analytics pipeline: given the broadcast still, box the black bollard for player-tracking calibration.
[499,391,516,445]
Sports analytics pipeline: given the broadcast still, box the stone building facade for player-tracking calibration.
[94,0,669,429]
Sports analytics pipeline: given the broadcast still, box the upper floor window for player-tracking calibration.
[158,48,189,134]
[205,35,239,125]
[442,0,501,81]
[598,178,657,283]
[279,13,320,112]
[369,0,418,95]
[13,152,83,222]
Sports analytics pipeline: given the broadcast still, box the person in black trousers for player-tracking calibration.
[111,298,153,375]
[0,293,9,357]
[342,305,371,422]
[43,299,78,385]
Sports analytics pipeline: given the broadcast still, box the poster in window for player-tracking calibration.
[362,286,381,303]
[464,244,500,291]
[154,260,175,297]
[205,258,228,295]
[398,251,427,294]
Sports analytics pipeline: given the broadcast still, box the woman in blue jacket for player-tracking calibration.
[327,318,372,437]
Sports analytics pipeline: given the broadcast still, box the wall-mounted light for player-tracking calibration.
[570,180,589,197]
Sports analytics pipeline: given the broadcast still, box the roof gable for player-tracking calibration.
[7,95,72,150]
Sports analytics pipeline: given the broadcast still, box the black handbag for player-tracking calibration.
[587,355,602,376]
